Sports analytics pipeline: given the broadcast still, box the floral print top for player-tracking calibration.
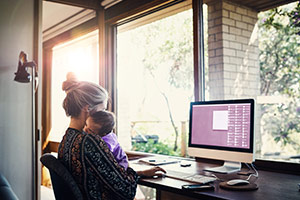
[58,128,138,200]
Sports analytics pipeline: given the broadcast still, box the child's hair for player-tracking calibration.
[62,72,108,117]
[90,110,115,136]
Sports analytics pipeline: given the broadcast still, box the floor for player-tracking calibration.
[41,186,55,200]
[40,185,147,200]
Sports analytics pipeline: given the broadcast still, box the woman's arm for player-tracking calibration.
[83,134,138,200]
[136,166,166,177]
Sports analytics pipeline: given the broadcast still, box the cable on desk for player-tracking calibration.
[210,173,220,180]
[209,173,227,182]
[245,163,259,181]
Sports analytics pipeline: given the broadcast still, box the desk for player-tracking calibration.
[129,156,300,200]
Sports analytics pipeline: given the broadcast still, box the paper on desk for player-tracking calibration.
[129,162,154,171]
[137,157,179,166]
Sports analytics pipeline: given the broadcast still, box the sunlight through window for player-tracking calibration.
[117,5,194,156]
[50,30,99,141]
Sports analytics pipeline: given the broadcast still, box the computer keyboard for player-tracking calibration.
[184,174,217,184]
[165,170,217,184]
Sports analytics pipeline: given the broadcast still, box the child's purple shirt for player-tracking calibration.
[102,132,129,170]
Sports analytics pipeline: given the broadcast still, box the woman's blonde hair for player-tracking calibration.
[62,72,108,117]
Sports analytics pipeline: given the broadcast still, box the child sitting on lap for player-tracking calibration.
[84,110,128,170]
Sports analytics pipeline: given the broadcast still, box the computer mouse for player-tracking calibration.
[226,179,249,186]
[180,161,191,167]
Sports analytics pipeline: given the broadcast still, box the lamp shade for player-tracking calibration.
[14,61,31,83]
[14,52,37,83]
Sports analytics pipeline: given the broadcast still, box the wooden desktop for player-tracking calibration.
[128,153,300,200]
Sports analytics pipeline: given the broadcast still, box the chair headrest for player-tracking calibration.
[40,153,84,200]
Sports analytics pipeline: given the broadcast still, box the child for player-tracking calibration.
[84,110,129,170]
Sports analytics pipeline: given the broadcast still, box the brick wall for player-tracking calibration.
[207,0,259,100]
[206,0,261,152]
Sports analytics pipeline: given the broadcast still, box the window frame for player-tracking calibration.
[103,0,300,174]
[42,0,300,175]
[104,0,202,110]
[42,18,98,153]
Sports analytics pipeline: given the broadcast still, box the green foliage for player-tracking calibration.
[136,10,194,91]
[261,101,300,146]
[290,3,300,35]
[259,2,300,96]
[132,139,181,156]
[258,2,300,150]
[129,10,194,153]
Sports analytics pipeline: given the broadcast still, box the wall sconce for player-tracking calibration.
[14,51,38,83]
[14,51,38,200]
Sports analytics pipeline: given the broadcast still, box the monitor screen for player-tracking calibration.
[188,99,255,164]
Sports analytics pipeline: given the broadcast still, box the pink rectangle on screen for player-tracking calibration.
[191,104,251,149]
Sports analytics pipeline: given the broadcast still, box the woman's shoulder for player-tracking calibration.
[66,127,85,135]
[60,129,107,155]
[83,132,107,146]
[63,128,88,141]
[63,129,111,155]
[81,133,116,162]
[63,128,103,147]
[61,128,89,148]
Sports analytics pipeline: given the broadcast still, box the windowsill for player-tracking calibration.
[47,142,300,175]
[126,151,300,175]
[125,150,195,162]
[254,158,300,175]
[125,150,154,160]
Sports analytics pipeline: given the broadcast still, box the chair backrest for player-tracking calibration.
[40,153,84,200]
[0,173,19,200]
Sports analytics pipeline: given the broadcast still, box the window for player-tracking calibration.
[116,2,194,156]
[40,0,299,176]
[50,30,99,141]
[257,2,300,162]
[204,1,299,163]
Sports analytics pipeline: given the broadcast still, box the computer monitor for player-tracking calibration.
[188,99,255,174]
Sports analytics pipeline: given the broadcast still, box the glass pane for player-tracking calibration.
[205,1,299,163]
[50,30,99,141]
[117,6,194,156]
[257,2,300,162]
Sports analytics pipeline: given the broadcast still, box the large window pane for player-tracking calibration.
[50,30,99,141]
[117,5,194,156]
[257,2,300,162]
[205,1,299,163]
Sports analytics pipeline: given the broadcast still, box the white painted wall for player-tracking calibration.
[0,0,38,199]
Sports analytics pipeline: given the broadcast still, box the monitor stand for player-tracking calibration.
[204,161,241,174]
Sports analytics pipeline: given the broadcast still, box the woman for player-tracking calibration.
[58,73,165,200]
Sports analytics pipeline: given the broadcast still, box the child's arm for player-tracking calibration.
[112,144,129,170]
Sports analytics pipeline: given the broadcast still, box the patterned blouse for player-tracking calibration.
[58,128,138,200]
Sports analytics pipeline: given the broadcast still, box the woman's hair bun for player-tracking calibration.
[62,72,79,92]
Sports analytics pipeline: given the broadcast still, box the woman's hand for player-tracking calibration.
[137,166,166,178]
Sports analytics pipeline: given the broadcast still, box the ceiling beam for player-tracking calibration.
[229,0,297,12]
[256,0,297,11]
[44,0,101,10]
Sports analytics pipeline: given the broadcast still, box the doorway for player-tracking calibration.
[41,1,97,199]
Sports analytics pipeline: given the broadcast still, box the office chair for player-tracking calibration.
[0,173,19,200]
[40,153,84,200]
